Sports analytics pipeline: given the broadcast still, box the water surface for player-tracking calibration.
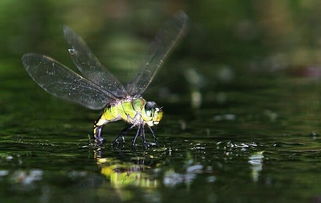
[1,68,321,202]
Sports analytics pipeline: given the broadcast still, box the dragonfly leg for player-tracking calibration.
[113,125,133,145]
[132,125,142,146]
[141,125,148,147]
[147,125,158,144]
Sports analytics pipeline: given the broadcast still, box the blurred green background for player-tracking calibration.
[2,0,321,105]
[2,0,321,67]
[0,1,320,81]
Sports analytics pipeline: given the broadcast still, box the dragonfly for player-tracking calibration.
[21,12,187,147]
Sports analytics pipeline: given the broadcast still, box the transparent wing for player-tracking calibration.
[126,12,188,96]
[63,26,128,98]
[22,53,117,110]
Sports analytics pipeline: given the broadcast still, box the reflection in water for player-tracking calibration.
[163,164,204,187]
[11,170,43,185]
[94,148,159,201]
[94,148,158,188]
[97,158,158,189]
[248,151,264,182]
[93,148,216,201]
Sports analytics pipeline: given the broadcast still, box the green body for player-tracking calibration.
[99,98,145,124]
[95,98,162,127]
[93,97,163,143]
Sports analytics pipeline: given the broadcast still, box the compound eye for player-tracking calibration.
[145,101,157,111]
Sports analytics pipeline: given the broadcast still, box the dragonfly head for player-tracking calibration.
[144,101,163,126]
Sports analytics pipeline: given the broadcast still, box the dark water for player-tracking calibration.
[2,67,321,203]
